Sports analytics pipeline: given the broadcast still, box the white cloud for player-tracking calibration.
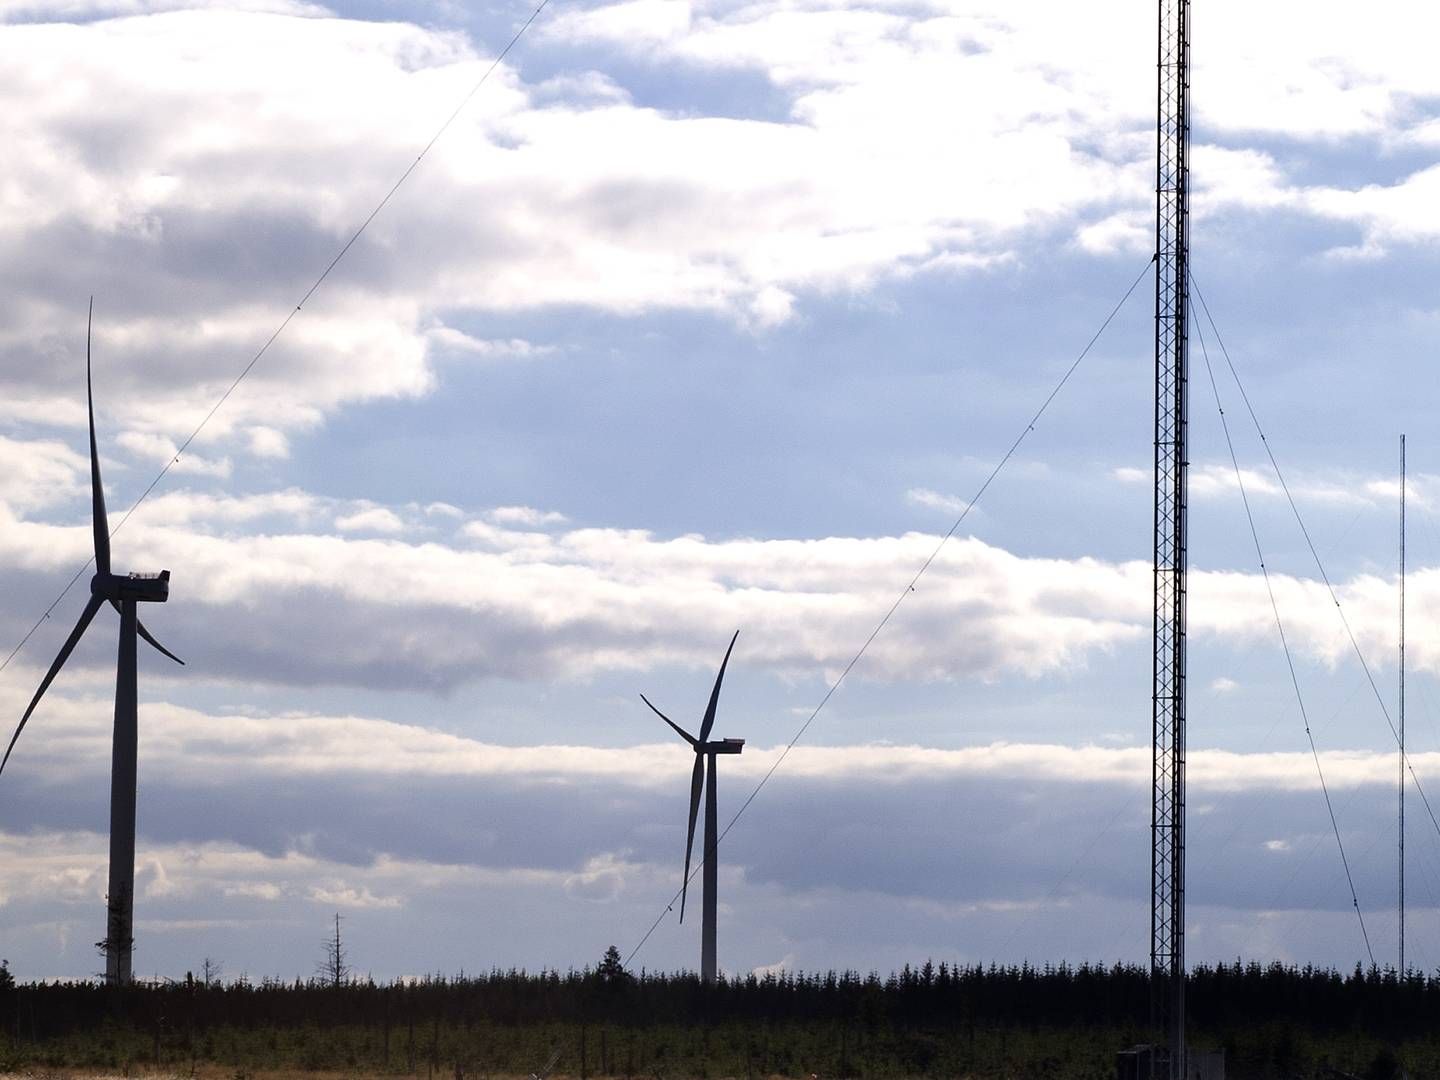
[0,436,87,512]
[246,426,290,459]
[1075,211,1150,256]
[307,884,402,909]
[1,0,323,17]
[563,853,630,903]
[550,0,1440,261]
[425,327,555,361]
[0,829,542,923]
[143,855,176,898]
[1188,464,1285,502]
[1116,461,1431,511]
[905,487,968,517]
[752,952,796,977]
[131,487,323,527]
[1,0,1438,472]
[0,469,1432,692]
[223,880,283,901]
[4,500,1155,687]
[333,505,406,534]
[0,687,1419,796]
[553,0,1440,147]
[116,430,232,478]
[489,505,569,527]
[0,0,1139,462]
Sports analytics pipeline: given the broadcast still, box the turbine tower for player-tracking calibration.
[641,630,744,984]
[0,305,184,986]
[1151,0,1190,1075]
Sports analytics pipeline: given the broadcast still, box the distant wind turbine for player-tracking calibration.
[641,630,744,985]
[0,303,183,986]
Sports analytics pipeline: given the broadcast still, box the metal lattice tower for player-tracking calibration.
[1151,0,1189,1075]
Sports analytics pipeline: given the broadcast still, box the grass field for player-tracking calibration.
[0,1021,1427,1079]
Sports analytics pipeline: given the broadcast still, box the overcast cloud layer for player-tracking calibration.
[6,0,1440,980]
[4,716,1437,979]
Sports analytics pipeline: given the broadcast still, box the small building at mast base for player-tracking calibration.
[1116,1045,1224,1080]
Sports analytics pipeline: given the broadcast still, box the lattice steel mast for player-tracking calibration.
[1151,0,1189,1075]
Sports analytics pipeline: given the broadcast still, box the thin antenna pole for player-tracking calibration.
[1400,433,1406,975]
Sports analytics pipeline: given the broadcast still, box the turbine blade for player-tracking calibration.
[135,611,185,666]
[108,600,186,664]
[680,753,704,924]
[0,594,105,778]
[641,694,696,745]
[86,301,111,577]
[697,630,739,743]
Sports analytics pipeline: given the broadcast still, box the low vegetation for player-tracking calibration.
[0,954,1431,1078]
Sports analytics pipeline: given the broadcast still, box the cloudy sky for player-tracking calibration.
[5,0,1440,982]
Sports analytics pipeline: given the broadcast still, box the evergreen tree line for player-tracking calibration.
[3,956,1439,1043]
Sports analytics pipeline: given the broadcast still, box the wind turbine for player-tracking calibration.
[641,630,744,984]
[0,304,183,986]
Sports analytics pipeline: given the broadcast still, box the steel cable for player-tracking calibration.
[624,256,1155,969]
[1190,274,1440,849]
[0,0,553,681]
[1194,307,1374,965]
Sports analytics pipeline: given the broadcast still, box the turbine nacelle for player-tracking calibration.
[92,570,171,604]
[694,738,744,756]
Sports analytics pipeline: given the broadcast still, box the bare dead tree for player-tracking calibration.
[317,912,350,988]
